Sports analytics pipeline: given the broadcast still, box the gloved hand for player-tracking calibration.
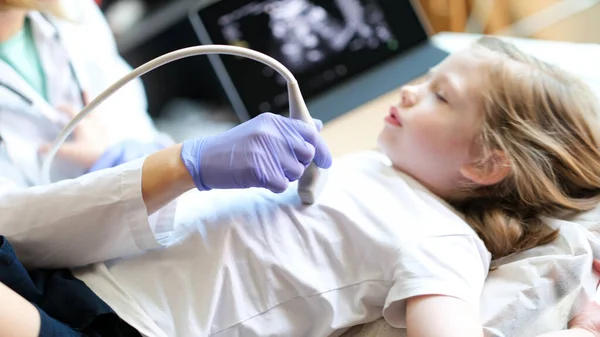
[181,112,332,193]
[39,96,109,170]
[89,140,167,172]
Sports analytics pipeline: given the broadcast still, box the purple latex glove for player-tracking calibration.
[181,112,332,193]
[89,140,167,172]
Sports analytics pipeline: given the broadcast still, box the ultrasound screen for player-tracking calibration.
[196,0,428,118]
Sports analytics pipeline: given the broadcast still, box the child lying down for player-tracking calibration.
[71,36,600,336]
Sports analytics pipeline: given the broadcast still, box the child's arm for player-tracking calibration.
[405,294,483,337]
[383,234,489,336]
[405,294,599,337]
[406,257,600,337]
[0,282,40,337]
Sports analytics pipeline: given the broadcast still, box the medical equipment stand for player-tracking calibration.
[40,45,327,205]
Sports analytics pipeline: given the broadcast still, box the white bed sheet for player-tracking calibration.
[338,33,600,337]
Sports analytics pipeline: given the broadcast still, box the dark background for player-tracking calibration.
[197,0,428,118]
[99,0,427,121]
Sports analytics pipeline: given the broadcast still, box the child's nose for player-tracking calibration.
[399,85,417,107]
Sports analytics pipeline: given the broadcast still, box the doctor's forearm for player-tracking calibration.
[141,144,195,215]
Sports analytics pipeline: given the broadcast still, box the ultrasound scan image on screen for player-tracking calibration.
[196,0,429,118]
[219,0,397,73]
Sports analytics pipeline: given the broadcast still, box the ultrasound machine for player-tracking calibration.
[189,0,449,123]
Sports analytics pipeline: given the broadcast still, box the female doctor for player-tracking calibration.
[0,0,171,187]
[0,0,332,266]
[0,2,334,336]
[0,0,330,335]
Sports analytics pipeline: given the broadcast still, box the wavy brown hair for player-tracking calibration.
[452,36,600,260]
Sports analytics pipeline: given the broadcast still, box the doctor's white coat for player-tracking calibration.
[0,0,175,269]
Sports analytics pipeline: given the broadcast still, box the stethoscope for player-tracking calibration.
[0,13,86,185]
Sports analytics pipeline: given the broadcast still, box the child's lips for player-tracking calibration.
[384,106,402,127]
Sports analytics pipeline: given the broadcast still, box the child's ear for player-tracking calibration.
[460,150,510,186]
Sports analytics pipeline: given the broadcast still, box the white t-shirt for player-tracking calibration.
[74,151,492,337]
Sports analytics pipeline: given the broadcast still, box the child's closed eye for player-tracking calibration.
[435,91,448,103]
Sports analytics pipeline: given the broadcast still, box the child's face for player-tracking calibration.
[377,48,492,197]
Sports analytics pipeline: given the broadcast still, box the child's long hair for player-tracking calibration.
[453,37,600,259]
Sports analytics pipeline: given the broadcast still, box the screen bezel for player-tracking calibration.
[189,0,436,122]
